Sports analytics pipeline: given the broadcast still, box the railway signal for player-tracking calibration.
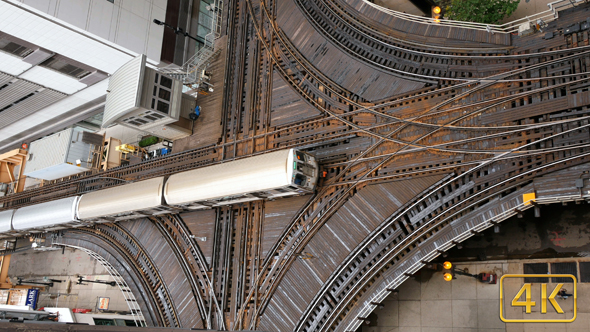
[442,261,454,281]
[432,6,442,22]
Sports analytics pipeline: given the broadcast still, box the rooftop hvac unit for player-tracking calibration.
[23,128,102,181]
[22,48,53,66]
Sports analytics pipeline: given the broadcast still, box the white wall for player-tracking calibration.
[17,0,166,64]
[0,0,168,152]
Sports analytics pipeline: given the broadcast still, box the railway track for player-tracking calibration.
[237,1,590,330]
[2,11,587,209]
[62,226,179,327]
[8,0,590,331]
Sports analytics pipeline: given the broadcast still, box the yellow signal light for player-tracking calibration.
[443,273,453,281]
[443,261,452,270]
[433,6,441,14]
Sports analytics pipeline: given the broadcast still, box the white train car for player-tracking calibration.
[0,148,318,237]
[12,197,83,232]
[164,148,318,209]
[77,177,178,222]
[0,210,15,238]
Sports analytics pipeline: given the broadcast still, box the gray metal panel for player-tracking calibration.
[0,88,66,129]
[0,79,41,110]
[81,132,103,146]
[23,128,73,176]
[79,70,108,86]
[65,131,94,168]
[0,210,14,233]
[0,72,14,86]
[12,196,79,231]
[102,55,146,128]
[22,48,53,65]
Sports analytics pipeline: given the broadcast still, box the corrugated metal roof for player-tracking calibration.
[102,55,146,128]
[0,79,41,110]
[0,72,14,86]
[0,88,66,129]
[23,128,73,174]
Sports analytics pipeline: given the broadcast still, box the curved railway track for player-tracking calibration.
[63,226,179,327]
[7,0,590,331]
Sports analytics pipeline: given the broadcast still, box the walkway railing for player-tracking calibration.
[363,0,584,34]
[157,0,223,86]
[345,189,590,332]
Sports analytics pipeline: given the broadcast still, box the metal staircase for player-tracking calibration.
[158,0,223,87]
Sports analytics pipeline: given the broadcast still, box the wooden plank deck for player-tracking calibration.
[173,36,228,153]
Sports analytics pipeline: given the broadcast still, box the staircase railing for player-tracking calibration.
[157,0,223,86]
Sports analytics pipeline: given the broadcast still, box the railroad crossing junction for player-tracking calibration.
[1,0,590,331]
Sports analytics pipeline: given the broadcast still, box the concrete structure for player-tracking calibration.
[0,0,164,153]
[8,246,129,312]
[0,0,205,153]
[364,258,589,332]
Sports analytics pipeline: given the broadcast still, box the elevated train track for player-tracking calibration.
[6,0,590,331]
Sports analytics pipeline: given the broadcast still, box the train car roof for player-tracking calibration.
[77,177,165,220]
[12,196,79,231]
[0,210,13,233]
[164,149,294,205]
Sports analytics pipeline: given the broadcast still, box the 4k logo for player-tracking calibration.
[500,274,577,323]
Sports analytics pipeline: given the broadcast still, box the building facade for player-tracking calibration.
[0,0,202,153]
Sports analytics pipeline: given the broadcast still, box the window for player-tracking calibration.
[523,263,548,283]
[296,151,306,162]
[294,174,307,186]
[157,101,169,114]
[94,318,116,325]
[160,76,172,89]
[158,88,171,101]
[0,38,31,57]
[121,319,137,327]
[551,262,577,283]
[150,74,174,115]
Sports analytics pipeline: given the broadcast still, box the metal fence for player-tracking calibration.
[363,0,584,34]
[157,0,223,88]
